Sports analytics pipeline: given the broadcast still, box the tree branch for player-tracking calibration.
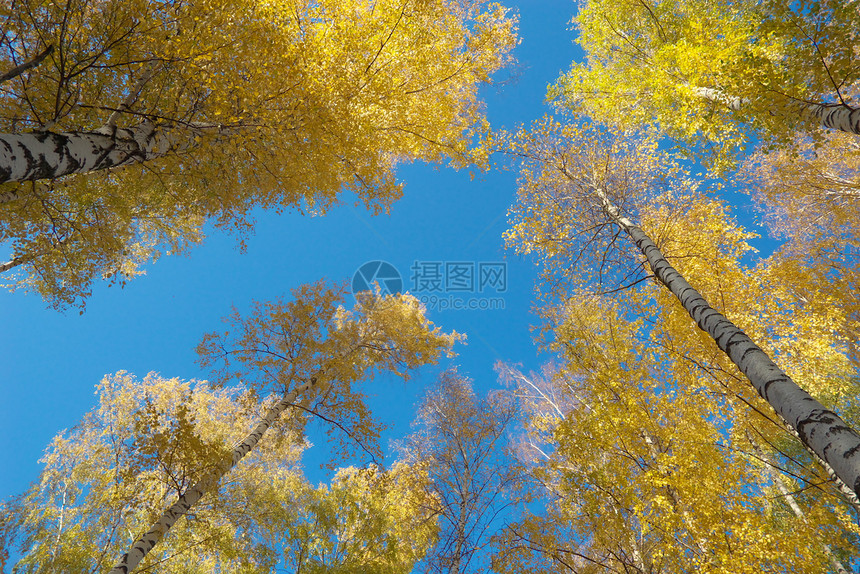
[0,45,54,85]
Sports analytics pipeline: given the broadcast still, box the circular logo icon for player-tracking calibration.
[352,261,403,298]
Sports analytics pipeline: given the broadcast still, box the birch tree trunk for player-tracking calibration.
[693,86,860,135]
[691,87,749,112]
[801,102,860,136]
[108,376,320,574]
[586,183,860,499]
[0,122,184,185]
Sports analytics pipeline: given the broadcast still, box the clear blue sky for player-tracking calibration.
[0,1,590,499]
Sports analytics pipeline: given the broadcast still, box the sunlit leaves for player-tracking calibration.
[1,371,441,573]
[1,372,306,573]
[501,115,860,572]
[197,281,463,465]
[551,0,860,170]
[496,300,859,573]
[0,0,518,307]
[280,463,439,574]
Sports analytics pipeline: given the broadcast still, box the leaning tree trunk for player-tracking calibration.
[587,184,860,499]
[693,86,860,135]
[108,375,323,574]
[0,122,188,186]
[800,101,860,135]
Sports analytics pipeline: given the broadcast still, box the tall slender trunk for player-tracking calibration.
[693,86,860,135]
[581,181,860,499]
[0,122,188,186]
[108,375,321,574]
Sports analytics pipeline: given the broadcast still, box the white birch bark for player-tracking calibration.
[781,420,860,511]
[0,256,20,273]
[584,183,860,499]
[0,186,21,203]
[801,102,860,136]
[692,87,749,112]
[693,86,860,135]
[0,122,181,185]
[108,375,321,574]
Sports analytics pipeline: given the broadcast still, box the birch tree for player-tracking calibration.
[742,130,860,246]
[504,116,860,501]
[738,131,860,367]
[400,370,521,574]
[0,372,440,573]
[105,281,460,574]
[551,0,860,170]
[494,313,859,573]
[0,0,517,307]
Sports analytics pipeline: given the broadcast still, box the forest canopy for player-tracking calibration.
[1,1,859,573]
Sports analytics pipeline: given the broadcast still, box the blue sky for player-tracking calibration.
[0,1,587,499]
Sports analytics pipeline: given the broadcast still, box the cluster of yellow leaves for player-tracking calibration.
[280,463,439,574]
[0,0,518,307]
[737,130,860,368]
[1,372,305,573]
[550,0,860,170]
[197,280,463,465]
[500,117,860,572]
[496,295,859,572]
[0,372,440,573]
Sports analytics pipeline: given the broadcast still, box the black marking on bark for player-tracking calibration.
[58,133,81,175]
[0,139,15,182]
[720,332,746,356]
[826,424,853,437]
[738,346,760,365]
[796,411,837,442]
[760,378,778,399]
[677,286,695,300]
[93,139,119,171]
[20,143,41,180]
